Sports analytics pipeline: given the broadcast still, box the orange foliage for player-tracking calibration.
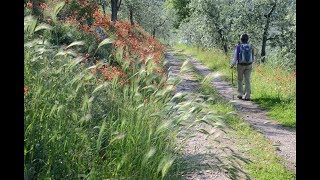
[47,0,166,84]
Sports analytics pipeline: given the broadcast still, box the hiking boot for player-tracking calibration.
[237,95,242,99]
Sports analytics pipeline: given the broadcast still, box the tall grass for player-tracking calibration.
[174,44,296,128]
[24,5,225,177]
[24,13,180,179]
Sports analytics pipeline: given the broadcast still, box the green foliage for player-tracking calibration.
[24,6,180,179]
[174,44,296,128]
[166,0,191,28]
[196,76,295,180]
[58,0,97,25]
[170,0,296,65]
[120,0,175,40]
[51,1,65,23]
[24,4,224,178]
[251,63,296,127]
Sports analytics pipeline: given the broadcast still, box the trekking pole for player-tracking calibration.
[232,67,234,100]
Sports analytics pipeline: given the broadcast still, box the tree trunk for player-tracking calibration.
[261,2,277,63]
[152,28,156,38]
[223,43,228,54]
[111,0,122,22]
[102,5,106,16]
[111,0,118,22]
[217,28,228,54]
[261,25,269,62]
[152,19,166,38]
[129,9,134,25]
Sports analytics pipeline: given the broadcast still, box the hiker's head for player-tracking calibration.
[240,34,249,43]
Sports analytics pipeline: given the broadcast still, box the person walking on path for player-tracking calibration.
[230,34,256,101]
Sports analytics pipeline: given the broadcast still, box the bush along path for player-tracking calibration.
[168,48,296,174]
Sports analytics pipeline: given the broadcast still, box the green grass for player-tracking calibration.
[171,50,188,61]
[25,4,225,178]
[24,12,180,179]
[196,77,295,180]
[24,41,176,179]
[174,44,296,128]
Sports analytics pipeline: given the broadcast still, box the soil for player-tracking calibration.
[165,49,296,179]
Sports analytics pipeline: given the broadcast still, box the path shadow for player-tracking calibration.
[173,149,252,180]
[253,97,294,108]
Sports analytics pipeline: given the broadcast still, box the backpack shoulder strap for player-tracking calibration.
[236,44,240,61]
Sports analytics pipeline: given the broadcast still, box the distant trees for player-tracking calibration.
[168,0,296,64]
[166,0,191,28]
[118,0,174,39]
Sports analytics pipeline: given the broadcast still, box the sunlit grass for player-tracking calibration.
[196,77,295,180]
[24,41,177,179]
[24,10,225,178]
[174,44,296,128]
[24,12,179,179]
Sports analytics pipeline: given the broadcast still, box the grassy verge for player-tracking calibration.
[174,44,296,128]
[196,76,295,180]
[24,4,180,179]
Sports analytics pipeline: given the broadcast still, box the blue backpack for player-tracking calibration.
[237,43,253,64]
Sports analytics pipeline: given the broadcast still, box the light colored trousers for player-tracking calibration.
[237,64,252,99]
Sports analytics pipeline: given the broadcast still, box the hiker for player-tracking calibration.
[230,34,255,101]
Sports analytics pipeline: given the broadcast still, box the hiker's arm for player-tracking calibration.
[231,48,237,67]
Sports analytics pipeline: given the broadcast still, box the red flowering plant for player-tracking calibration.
[38,0,169,102]
[24,0,48,16]
[254,64,296,100]
[48,0,98,24]
[69,8,168,89]
[24,87,29,94]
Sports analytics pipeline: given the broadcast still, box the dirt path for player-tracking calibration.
[165,49,296,178]
[165,50,250,179]
[184,53,296,172]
